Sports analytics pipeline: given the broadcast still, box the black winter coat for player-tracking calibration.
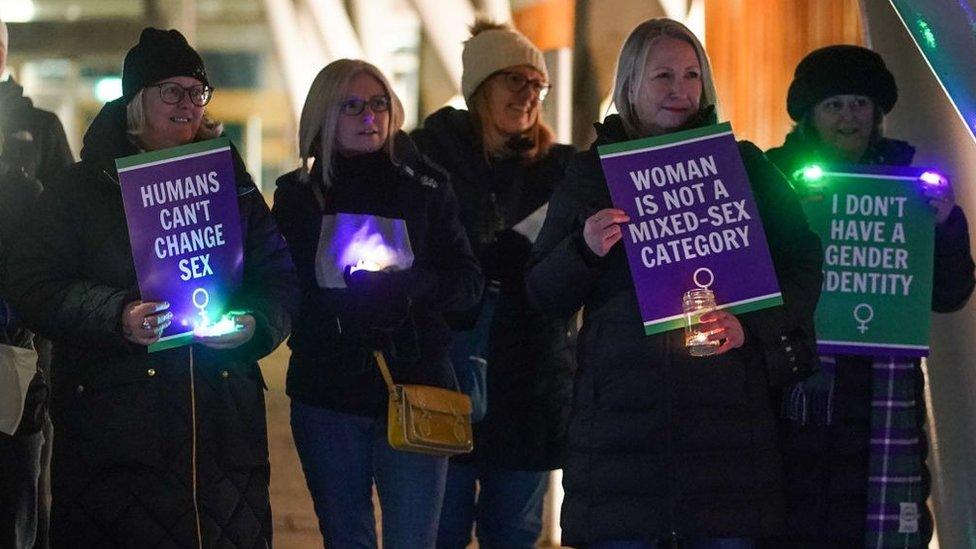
[0,76,74,435]
[526,115,823,544]
[765,131,976,547]
[4,97,298,547]
[0,77,74,184]
[412,107,577,470]
[272,137,482,418]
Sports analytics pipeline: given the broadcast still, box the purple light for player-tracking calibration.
[920,170,947,187]
[338,222,396,273]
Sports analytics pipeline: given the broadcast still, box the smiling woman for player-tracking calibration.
[524,17,824,547]
[3,27,298,548]
[410,17,578,549]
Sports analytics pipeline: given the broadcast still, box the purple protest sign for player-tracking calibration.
[598,123,782,335]
[116,137,244,351]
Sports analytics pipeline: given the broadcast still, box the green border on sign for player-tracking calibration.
[643,293,783,336]
[149,331,195,353]
[597,122,732,156]
[116,137,231,170]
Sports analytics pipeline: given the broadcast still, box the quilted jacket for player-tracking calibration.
[4,97,298,547]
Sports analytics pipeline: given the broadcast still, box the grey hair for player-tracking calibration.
[611,18,718,138]
[297,59,405,187]
[125,88,223,148]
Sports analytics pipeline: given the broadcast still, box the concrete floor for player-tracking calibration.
[259,344,327,547]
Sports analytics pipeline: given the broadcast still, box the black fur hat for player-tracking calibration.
[787,45,897,121]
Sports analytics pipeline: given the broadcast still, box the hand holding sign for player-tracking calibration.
[920,172,955,225]
[122,300,172,346]
[584,208,631,257]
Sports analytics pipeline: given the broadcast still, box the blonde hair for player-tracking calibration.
[126,88,223,146]
[468,77,555,163]
[611,18,718,138]
[297,59,405,187]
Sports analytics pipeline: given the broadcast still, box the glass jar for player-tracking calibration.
[682,288,720,357]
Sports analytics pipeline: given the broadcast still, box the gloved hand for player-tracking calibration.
[481,229,533,288]
[343,267,412,350]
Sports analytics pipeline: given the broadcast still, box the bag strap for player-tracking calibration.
[373,350,396,393]
[373,349,465,394]
[311,183,327,213]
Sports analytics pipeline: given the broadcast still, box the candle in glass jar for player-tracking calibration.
[682,288,720,357]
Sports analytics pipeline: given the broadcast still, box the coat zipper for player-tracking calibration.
[665,333,679,544]
[188,346,204,548]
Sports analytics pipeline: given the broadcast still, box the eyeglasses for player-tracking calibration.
[340,96,391,116]
[497,71,551,101]
[149,82,214,107]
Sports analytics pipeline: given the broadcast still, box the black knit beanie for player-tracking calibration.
[786,45,897,121]
[122,28,209,102]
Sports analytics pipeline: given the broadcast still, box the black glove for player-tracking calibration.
[482,229,533,288]
[343,267,412,350]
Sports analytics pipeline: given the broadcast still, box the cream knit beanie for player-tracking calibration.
[461,17,548,104]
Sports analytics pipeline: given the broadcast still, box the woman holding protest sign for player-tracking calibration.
[410,18,576,548]
[272,59,482,547]
[4,28,297,547]
[764,45,975,548]
[525,18,823,547]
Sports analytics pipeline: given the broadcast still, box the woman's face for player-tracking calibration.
[140,76,206,151]
[335,72,390,157]
[633,37,702,136]
[484,65,546,137]
[811,94,875,161]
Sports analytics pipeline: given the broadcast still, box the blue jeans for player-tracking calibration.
[590,538,755,548]
[291,401,448,548]
[436,460,548,548]
[0,429,44,548]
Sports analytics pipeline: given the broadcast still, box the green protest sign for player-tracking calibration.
[799,166,935,356]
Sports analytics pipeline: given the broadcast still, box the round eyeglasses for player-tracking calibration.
[149,82,214,107]
[340,96,391,116]
[497,71,551,101]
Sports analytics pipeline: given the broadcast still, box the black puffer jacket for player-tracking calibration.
[412,106,577,470]
[272,135,482,418]
[765,131,975,547]
[4,97,298,547]
[526,115,823,544]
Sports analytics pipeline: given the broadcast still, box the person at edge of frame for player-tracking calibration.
[762,44,975,549]
[0,15,74,549]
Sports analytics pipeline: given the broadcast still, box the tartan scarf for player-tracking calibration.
[865,357,924,548]
[783,356,925,548]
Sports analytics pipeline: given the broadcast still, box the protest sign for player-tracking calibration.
[800,166,935,356]
[598,123,782,335]
[117,138,243,352]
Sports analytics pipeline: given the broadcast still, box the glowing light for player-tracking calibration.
[192,314,240,337]
[339,223,395,274]
[920,170,947,187]
[916,18,937,49]
[1,0,36,22]
[95,77,123,102]
[349,258,383,274]
[796,165,824,182]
